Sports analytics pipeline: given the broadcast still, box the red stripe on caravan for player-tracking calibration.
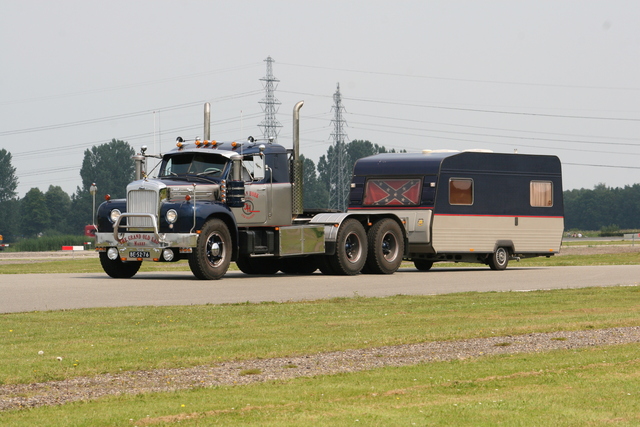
[434,214,564,219]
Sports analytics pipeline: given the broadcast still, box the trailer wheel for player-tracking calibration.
[188,218,232,280]
[488,247,509,270]
[236,256,280,275]
[280,257,318,275]
[365,219,404,274]
[329,219,367,275]
[99,252,142,278]
[414,260,433,271]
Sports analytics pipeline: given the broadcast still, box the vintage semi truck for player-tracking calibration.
[93,101,564,279]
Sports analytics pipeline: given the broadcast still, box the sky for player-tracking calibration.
[1,1,639,198]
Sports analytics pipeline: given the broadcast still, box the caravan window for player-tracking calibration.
[530,181,553,207]
[449,178,473,205]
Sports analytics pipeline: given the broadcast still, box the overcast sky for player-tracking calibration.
[1,1,639,198]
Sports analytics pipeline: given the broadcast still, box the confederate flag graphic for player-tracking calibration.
[364,179,421,206]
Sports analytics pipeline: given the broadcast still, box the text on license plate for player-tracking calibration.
[129,251,150,258]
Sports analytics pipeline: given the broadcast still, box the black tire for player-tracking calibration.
[316,255,338,275]
[188,218,232,280]
[279,257,318,275]
[365,219,404,274]
[235,256,280,275]
[99,252,142,278]
[414,259,434,271]
[488,246,509,270]
[328,219,367,275]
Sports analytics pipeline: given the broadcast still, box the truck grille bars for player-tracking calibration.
[127,189,159,228]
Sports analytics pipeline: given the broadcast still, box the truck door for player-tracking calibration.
[232,154,269,225]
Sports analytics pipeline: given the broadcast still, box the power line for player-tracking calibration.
[350,112,640,143]
[0,63,262,107]
[279,89,640,122]
[343,96,640,122]
[279,62,640,92]
[564,162,640,170]
[347,123,640,158]
[0,91,262,137]
[347,119,640,149]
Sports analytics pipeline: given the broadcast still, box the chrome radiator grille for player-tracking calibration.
[127,189,158,228]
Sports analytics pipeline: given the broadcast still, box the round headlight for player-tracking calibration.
[107,247,119,260]
[109,209,121,223]
[166,209,178,224]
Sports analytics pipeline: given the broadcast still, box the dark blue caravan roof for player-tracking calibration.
[353,151,457,177]
[353,150,562,178]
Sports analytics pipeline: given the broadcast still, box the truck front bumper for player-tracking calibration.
[95,231,199,261]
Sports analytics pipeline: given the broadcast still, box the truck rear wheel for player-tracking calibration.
[328,219,367,275]
[236,256,280,275]
[99,252,142,278]
[365,219,404,274]
[488,247,509,270]
[188,218,232,280]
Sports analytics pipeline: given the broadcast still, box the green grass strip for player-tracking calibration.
[2,344,639,426]
[1,286,638,385]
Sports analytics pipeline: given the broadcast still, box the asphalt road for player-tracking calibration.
[2,265,639,313]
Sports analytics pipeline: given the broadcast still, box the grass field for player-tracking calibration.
[1,248,639,425]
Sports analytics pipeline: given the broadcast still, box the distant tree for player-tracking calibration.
[0,149,19,241]
[317,139,400,210]
[70,139,135,232]
[79,139,135,198]
[563,183,640,230]
[0,149,17,203]
[45,185,73,234]
[300,155,329,209]
[0,198,20,241]
[21,188,50,237]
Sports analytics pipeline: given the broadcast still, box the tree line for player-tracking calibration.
[0,140,134,241]
[0,139,638,242]
[564,183,640,231]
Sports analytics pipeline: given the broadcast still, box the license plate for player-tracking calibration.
[129,251,150,259]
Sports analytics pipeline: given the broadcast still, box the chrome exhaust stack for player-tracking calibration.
[204,102,211,141]
[292,101,304,216]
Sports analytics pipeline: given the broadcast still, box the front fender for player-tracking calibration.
[96,199,126,232]
[193,201,239,261]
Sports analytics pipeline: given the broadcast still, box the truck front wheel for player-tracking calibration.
[365,219,404,274]
[99,252,142,278]
[329,219,367,275]
[189,219,232,280]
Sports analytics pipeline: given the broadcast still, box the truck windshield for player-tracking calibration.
[160,153,228,179]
